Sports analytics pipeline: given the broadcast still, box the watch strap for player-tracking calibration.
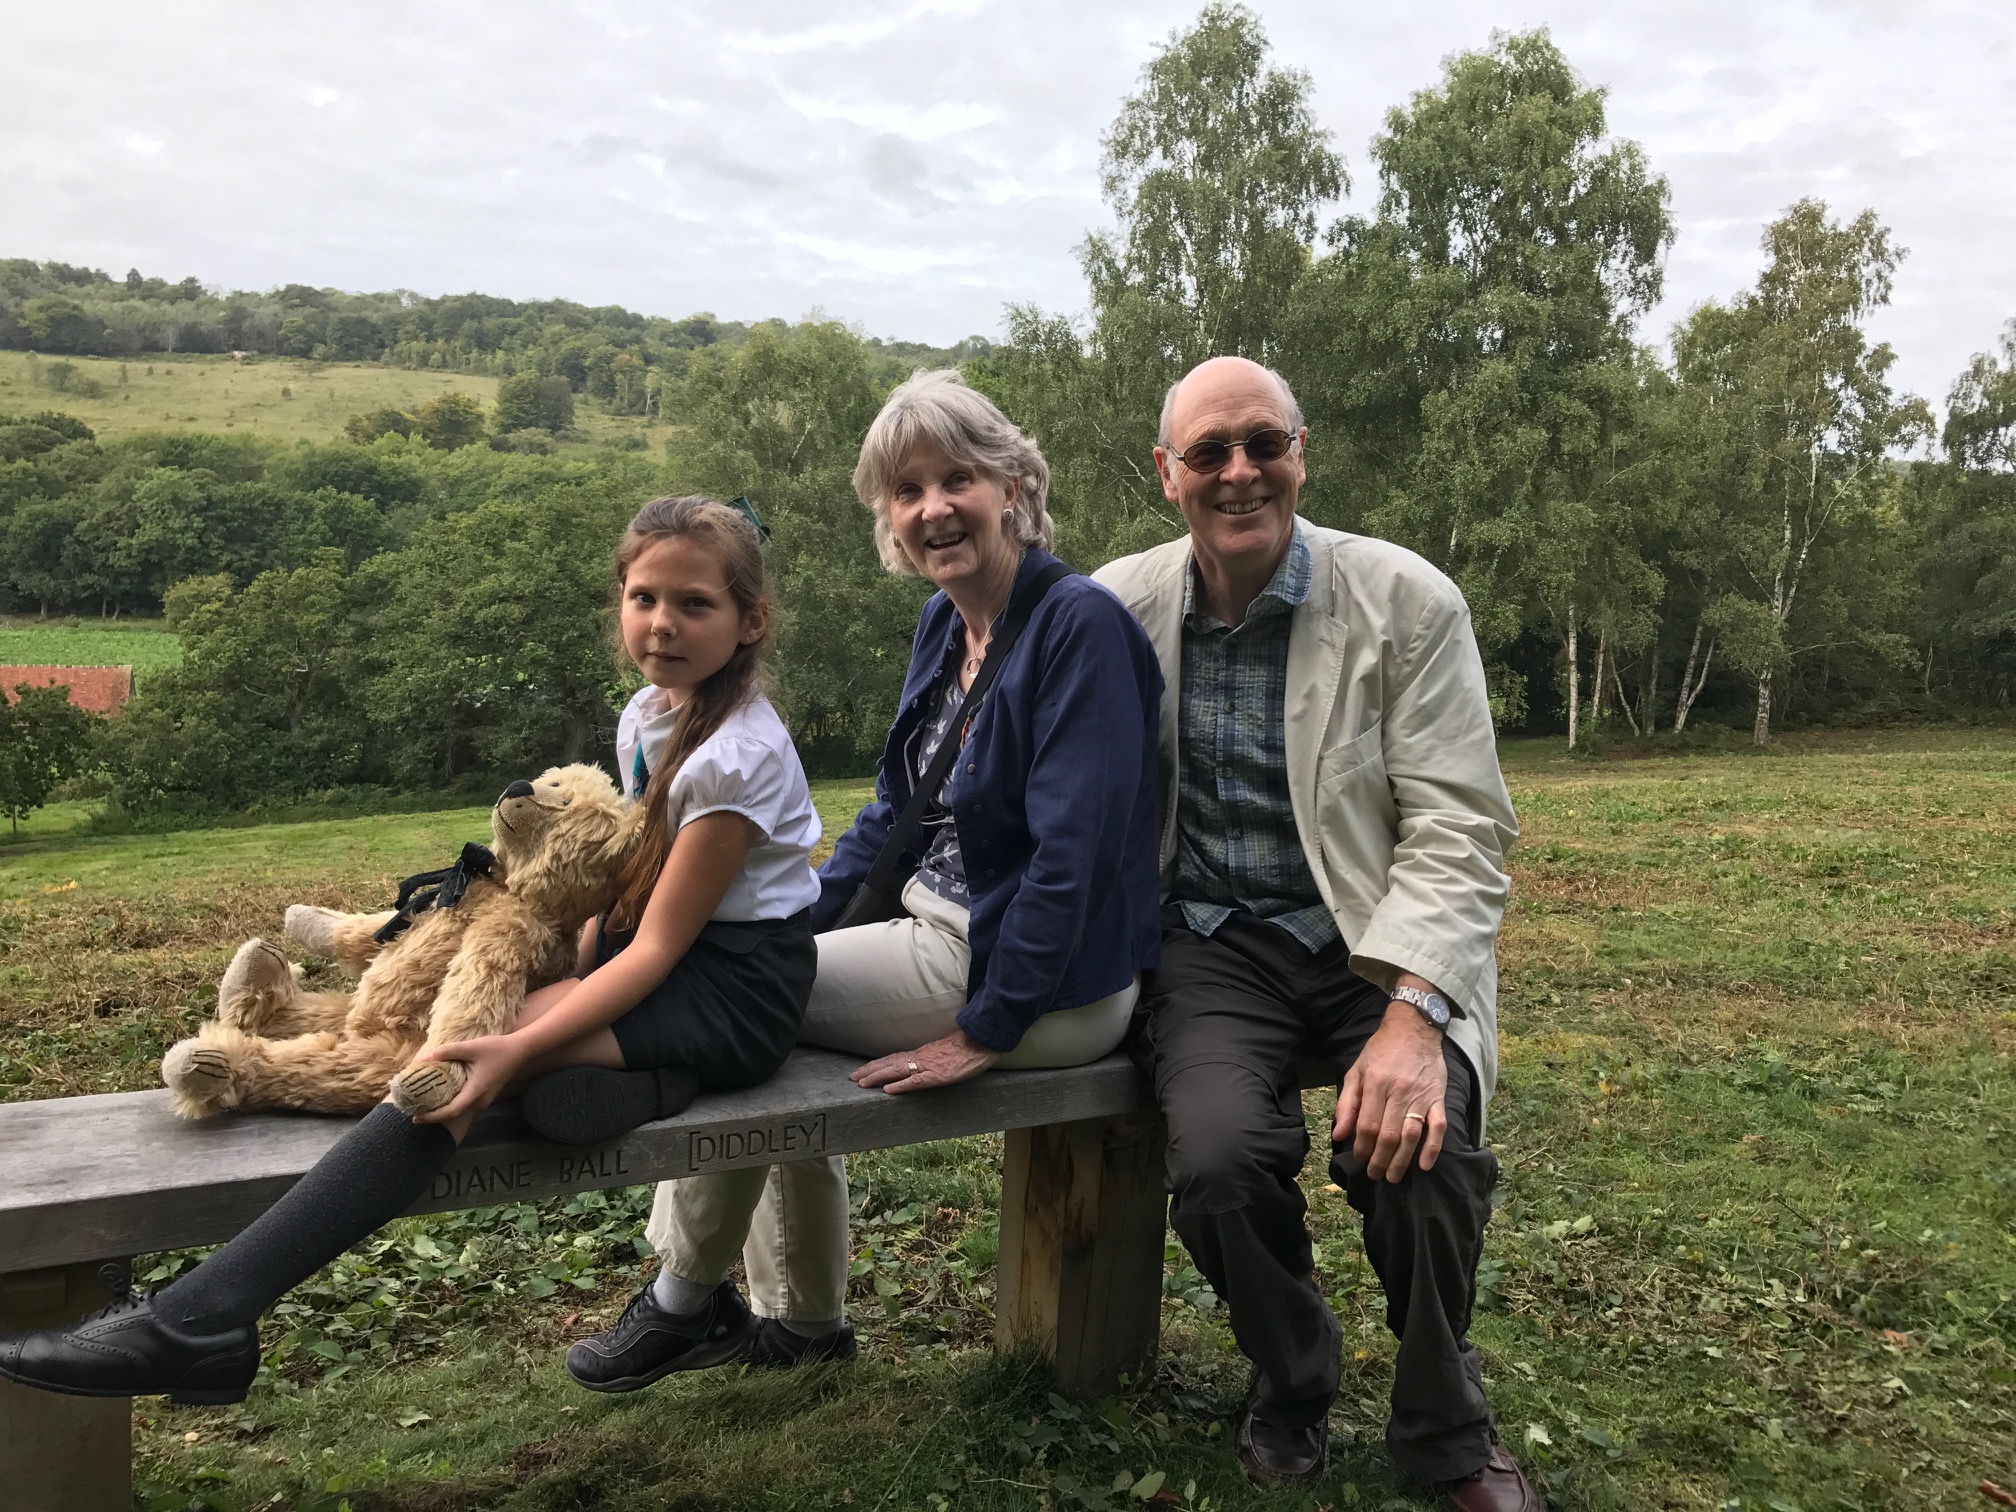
[1390,984,1452,1029]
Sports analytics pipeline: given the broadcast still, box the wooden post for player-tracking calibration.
[0,1261,132,1512]
[995,1112,1167,1397]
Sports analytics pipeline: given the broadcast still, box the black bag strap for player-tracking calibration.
[372,841,497,944]
[859,559,1073,898]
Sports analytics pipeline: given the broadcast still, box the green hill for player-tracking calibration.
[0,351,670,449]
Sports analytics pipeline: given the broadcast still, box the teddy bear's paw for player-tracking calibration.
[389,1059,465,1117]
[283,905,346,958]
[162,1039,236,1118]
[216,938,296,1031]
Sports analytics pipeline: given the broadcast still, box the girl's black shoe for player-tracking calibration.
[0,1267,259,1405]
[565,1278,755,1392]
[522,1065,699,1146]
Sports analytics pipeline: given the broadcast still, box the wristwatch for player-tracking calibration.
[1390,984,1453,1030]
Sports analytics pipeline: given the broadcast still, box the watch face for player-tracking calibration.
[1399,987,1450,1026]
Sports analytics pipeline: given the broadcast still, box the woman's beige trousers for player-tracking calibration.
[645,877,1136,1322]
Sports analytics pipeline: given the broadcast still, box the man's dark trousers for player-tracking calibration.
[1133,906,1499,1483]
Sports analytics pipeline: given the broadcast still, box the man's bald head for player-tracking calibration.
[1158,357,1304,448]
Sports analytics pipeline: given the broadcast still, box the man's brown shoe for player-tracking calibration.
[1234,1404,1328,1486]
[1442,1438,1545,1511]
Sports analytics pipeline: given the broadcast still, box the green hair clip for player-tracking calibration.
[729,496,772,542]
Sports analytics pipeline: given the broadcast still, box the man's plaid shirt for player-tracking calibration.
[1172,523,1339,952]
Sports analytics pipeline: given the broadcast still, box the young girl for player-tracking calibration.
[0,495,821,1407]
[426,493,821,1146]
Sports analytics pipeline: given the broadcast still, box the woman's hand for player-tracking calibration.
[410,1034,526,1124]
[851,1030,999,1095]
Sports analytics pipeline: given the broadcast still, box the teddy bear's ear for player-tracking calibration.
[581,800,648,873]
[539,763,622,805]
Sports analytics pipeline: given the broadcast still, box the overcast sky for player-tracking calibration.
[4,1,2010,414]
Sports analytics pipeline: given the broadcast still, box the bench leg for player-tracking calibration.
[0,1261,133,1512]
[995,1113,1167,1397]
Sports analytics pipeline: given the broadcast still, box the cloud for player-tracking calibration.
[778,92,997,142]
[772,228,979,277]
[863,133,943,210]
[0,0,2006,408]
[724,0,984,55]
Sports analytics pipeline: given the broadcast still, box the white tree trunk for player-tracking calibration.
[1612,662,1642,736]
[1591,630,1610,728]
[1753,670,1774,746]
[1674,618,1713,734]
[1565,609,1580,751]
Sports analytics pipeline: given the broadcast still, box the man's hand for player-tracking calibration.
[1333,1001,1448,1182]
[412,1034,525,1125]
[851,1030,1000,1095]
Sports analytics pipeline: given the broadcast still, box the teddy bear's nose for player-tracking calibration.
[500,780,535,801]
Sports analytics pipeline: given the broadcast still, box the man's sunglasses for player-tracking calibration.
[1168,428,1299,474]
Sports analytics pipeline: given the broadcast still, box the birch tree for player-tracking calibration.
[975,3,1344,560]
[1082,3,1344,384]
[1289,30,1673,730]
[1675,201,1930,744]
[1914,318,2016,705]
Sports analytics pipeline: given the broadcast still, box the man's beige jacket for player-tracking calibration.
[1092,520,1519,1111]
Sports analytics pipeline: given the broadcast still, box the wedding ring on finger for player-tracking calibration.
[1403,1112,1427,1125]
[907,1060,919,1075]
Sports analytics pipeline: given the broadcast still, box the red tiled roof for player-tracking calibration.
[0,665,133,714]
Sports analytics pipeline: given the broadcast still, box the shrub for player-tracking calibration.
[344,407,415,444]
[490,427,557,454]
[414,392,485,450]
[0,681,99,833]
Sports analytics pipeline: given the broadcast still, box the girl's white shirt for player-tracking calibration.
[614,685,822,922]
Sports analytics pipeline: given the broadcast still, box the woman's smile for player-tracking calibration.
[885,441,1020,599]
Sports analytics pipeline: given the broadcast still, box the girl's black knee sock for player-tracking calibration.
[154,1104,457,1335]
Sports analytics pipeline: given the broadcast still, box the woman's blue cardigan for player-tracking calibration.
[812,548,1165,1053]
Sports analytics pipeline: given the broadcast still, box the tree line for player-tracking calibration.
[968,11,2013,743]
[0,261,987,416]
[2,8,2010,824]
[0,318,936,810]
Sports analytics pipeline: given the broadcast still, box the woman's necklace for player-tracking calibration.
[958,556,1021,687]
[961,629,990,681]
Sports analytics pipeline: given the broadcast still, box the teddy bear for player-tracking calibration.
[160,763,645,1120]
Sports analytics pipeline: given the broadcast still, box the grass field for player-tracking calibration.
[1,735,2011,1510]
[0,351,673,450]
[0,615,180,675]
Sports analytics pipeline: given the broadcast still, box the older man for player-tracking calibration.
[1091,357,1536,1509]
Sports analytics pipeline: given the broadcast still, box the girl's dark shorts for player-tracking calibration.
[597,910,815,1091]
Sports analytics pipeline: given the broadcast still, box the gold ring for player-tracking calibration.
[1403,1112,1426,1124]
[907,1060,919,1074]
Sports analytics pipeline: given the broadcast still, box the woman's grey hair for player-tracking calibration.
[853,369,1056,576]
[1157,362,1306,447]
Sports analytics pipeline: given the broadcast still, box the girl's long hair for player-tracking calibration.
[607,495,769,931]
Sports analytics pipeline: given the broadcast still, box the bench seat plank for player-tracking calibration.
[0,1048,1157,1274]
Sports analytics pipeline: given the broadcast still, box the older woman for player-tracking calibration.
[564,370,1163,1389]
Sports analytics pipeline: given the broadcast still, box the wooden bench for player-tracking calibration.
[0,1047,1177,1512]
